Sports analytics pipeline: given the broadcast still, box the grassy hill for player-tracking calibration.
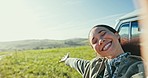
[0,46,95,78]
[0,38,89,51]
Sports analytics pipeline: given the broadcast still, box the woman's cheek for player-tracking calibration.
[93,44,99,53]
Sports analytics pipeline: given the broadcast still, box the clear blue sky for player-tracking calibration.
[0,0,139,42]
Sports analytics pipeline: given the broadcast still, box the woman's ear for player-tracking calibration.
[115,32,120,39]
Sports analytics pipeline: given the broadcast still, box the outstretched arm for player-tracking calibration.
[59,53,90,75]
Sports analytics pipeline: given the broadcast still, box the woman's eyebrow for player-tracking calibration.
[98,30,105,34]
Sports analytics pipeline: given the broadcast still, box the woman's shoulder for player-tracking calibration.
[118,54,145,78]
[127,54,143,61]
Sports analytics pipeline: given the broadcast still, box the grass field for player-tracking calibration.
[0,46,95,78]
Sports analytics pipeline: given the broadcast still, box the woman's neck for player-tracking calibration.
[107,48,124,59]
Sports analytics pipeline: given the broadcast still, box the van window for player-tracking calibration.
[131,21,140,39]
[118,23,130,43]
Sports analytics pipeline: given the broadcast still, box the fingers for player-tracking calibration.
[59,53,70,63]
[66,53,69,58]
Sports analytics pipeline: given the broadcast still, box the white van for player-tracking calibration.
[115,10,141,56]
[115,10,141,43]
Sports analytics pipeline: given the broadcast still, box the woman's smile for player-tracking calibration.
[100,41,112,51]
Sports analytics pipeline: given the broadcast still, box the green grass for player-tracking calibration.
[0,46,95,78]
[0,51,11,56]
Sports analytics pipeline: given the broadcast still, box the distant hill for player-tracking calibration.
[0,38,88,51]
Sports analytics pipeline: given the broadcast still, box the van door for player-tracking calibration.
[118,20,140,44]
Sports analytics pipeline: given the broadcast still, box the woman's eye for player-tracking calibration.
[101,31,106,36]
[92,39,97,44]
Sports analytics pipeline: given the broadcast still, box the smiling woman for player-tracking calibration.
[59,25,145,78]
[89,25,123,59]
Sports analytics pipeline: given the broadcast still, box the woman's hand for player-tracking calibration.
[59,53,69,62]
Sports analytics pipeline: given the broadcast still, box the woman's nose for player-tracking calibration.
[98,39,105,45]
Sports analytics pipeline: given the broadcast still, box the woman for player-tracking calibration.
[59,25,145,78]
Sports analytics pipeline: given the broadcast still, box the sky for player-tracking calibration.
[0,0,139,42]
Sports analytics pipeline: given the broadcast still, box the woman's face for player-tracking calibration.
[89,27,123,58]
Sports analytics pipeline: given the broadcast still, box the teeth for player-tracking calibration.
[103,42,111,51]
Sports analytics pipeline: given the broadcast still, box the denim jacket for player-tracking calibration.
[65,53,145,78]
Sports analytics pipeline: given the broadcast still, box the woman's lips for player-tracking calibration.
[101,41,112,51]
